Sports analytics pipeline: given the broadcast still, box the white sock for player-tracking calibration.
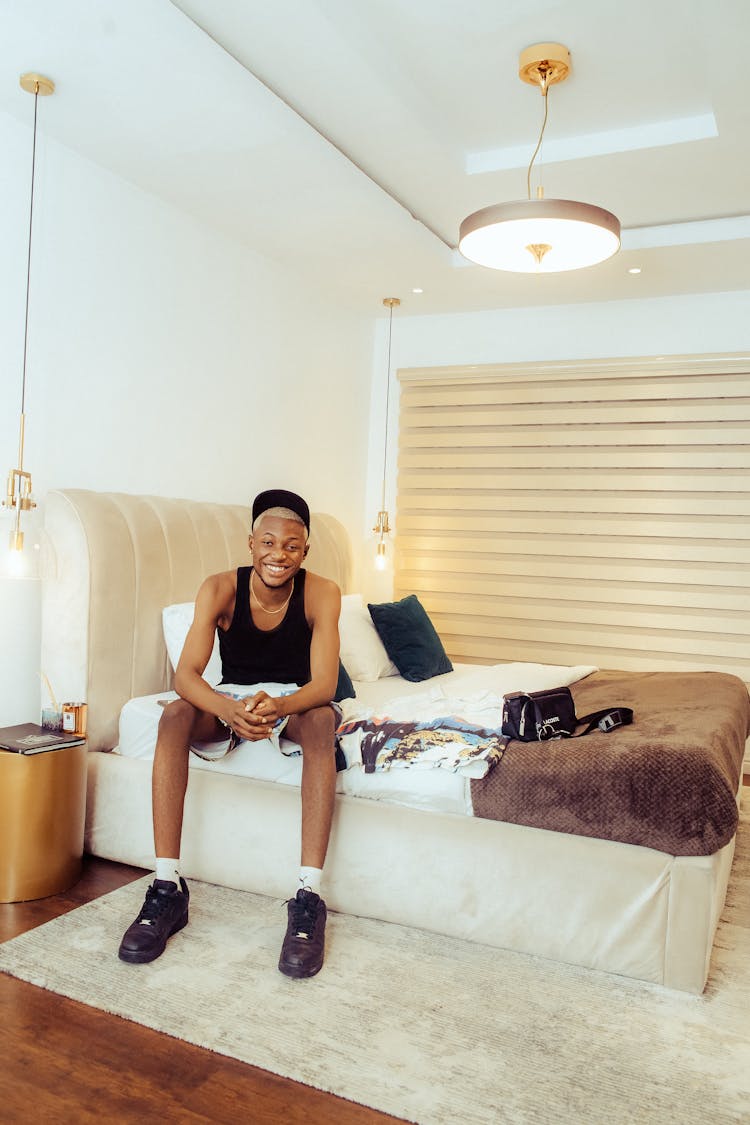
[299,866,322,896]
[155,857,180,885]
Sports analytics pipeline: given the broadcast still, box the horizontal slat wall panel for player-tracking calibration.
[401,401,750,426]
[400,510,744,539]
[398,497,750,517]
[401,461,750,482]
[395,355,750,683]
[399,591,748,643]
[401,450,750,470]
[398,535,750,564]
[400,365,750,402]
[399,570,750,613]
[439,634,745,676]
[402,420,743,444]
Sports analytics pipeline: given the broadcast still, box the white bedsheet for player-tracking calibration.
[117,661,597,817]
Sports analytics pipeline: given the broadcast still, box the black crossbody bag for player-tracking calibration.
[501,687,633,743]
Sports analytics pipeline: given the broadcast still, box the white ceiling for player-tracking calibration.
[1,0,749,315]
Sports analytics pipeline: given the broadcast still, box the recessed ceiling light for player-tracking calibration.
[412,287,424,293]
[628,267,642,274]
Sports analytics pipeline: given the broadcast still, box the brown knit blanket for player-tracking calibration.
[470,670,750,856]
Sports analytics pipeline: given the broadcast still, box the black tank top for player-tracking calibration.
[218,567,311,686]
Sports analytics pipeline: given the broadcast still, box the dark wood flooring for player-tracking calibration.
[0,857,404,1124]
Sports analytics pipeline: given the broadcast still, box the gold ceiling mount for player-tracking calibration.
[20,72,55,97]
[518,43,571,92]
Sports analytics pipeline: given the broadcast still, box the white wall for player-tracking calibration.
[0,113,374,719]
[0,112,373,562]
[393,288,750,368]
[364,289,750,600]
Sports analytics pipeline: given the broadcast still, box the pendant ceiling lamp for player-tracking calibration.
[3,72,55,554]
[373,297,400,571]
[459,44,620,273]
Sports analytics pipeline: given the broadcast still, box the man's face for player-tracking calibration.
[249,515,308,587]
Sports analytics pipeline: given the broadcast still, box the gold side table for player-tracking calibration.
[0,742,87,903]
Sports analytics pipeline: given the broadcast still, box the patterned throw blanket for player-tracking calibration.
[336,713,507,778]
[471,670,750,857]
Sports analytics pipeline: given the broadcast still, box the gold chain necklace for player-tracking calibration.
[251,569,294,615]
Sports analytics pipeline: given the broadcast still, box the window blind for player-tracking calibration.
[395,355,750,684]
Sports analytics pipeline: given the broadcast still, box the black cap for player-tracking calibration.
[252,489,310,533]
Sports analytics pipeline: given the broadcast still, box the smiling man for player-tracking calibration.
[118,489,342,978]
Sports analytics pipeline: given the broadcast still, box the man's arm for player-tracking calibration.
[248,576,341,722]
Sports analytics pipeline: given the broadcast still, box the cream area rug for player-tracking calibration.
[2,810,750,1125]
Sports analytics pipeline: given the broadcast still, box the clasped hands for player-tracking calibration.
[221,690,286,742]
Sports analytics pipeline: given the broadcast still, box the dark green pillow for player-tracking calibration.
[334,659,356,702]
[367,595,453,683]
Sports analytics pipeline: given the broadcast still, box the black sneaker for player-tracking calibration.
[118,878,189,964]
[278,889,327,979]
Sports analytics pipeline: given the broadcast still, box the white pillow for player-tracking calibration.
[339,594,398,681]
[162,602,222,687]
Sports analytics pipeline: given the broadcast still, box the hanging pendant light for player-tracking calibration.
[3,73,55,555]
[373,297,400,571]
[459,44,620,273]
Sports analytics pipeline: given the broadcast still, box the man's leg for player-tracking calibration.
[118,700,220,964]
[278,705,337,978]
[289,705,337,869]
[151,699,221,856]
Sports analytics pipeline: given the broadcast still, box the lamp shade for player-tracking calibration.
[0,577,41,725]
[458,197,621,272]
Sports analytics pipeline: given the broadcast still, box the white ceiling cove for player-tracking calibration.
[1,0,748,314]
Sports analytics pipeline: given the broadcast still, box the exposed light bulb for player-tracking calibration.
[6,545,26,577]
[375,540,387,571]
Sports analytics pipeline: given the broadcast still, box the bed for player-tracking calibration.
[41,488,750,993]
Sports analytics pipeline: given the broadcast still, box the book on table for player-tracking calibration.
[0,723,87,755]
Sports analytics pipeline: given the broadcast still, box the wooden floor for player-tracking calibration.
[0,857,404,1125]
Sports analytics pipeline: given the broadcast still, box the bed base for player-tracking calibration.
[86,752,736,993]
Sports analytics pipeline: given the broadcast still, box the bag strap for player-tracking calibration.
[571,707,634,737]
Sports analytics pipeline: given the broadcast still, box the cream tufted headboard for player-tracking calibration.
[41,490,353,751]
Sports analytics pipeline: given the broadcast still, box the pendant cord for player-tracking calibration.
[20,84,40,421]
[380,303,394,513]
[526,75,550,200]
